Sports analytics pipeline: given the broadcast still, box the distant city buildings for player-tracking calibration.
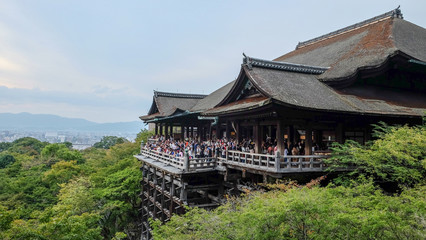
[0,130,137,150]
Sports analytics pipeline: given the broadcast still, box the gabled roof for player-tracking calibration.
[190,80,236,112]
[140,91,207,121]
[203,55,425,117]
[274,7,426,84]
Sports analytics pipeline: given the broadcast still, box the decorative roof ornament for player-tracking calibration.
[242,55,329,74]
[242,53,252,70]
[392,5,403,19]
[296,6,404,49]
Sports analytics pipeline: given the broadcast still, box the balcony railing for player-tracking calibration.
[140,147,217,172]
[220,150,328,173]
[139,141,330,174]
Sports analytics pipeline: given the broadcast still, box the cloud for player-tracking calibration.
[0,57,23,72]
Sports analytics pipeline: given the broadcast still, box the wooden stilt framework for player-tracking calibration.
[138,146,222,240]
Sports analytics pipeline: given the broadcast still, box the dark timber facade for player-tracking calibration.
[137,8,426,239]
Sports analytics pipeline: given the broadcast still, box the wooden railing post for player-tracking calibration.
[140,140,144,154]
[275,151,281,171]
[287,156,291,169]
[298,157,303,170]
[184,149,190,172]
[225,149,229,161]
[310,157,314,168]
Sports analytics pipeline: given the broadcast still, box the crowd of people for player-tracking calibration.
[144,135,319,159]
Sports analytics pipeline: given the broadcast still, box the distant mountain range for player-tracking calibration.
[0,113,144,133]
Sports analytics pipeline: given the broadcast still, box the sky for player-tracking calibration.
[0,0,425,123]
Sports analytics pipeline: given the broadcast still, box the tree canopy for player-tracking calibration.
[0,130,151,240]
[326,122,426,188]
[93,136,128,149]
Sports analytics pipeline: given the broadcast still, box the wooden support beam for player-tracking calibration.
[152,168,158,219]
[225,121,230,139]
[186,184,220,190]
[165,124,169,138]
[169,175,175,215]
[276,120,285,154]
[305,125,313,155]
[160,171,166,222]
[336,122,344,144]
[236,121,241,143]
[197,123,201,142]
[253,121,261,153]
[289,125,295,144]
[191,126,194,139]
[190,203,220,208]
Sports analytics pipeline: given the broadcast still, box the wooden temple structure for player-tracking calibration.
[136,8,426,239]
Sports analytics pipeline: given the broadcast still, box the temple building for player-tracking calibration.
[141,7,425,154]
[137,8,426,239]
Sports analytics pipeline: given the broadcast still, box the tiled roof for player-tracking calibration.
[274,7,426,83]
[140,91,207,121]
[190,81,236,112]
[296,7,403,49]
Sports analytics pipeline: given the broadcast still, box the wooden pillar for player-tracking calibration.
[225,121,230,139]
[276,120,285,154]
[288,125,295,144]
[235,121,241,143]
[213,123,218,140]
[155,123,158,136]
[304,125,313,155]
[191,126,194,139]
[336,122,344,144]
[170,124,174,138]
[268,125,272,138]
[197,123,201,142]
[160,171,166,221]
[159,123,163,136]
[169,175,175,215]
[185,125,189,139]
[253,121,261,153]
[152,168,158,218]
[165,123,169,138]
[218,120,223,139]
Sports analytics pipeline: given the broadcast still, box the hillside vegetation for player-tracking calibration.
[0,123,425,240]
[0,131,151,239]
[151,123,426,240]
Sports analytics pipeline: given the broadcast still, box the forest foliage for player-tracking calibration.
[0,130,152,240]
[151,122,426,240]
[0,123,425,239]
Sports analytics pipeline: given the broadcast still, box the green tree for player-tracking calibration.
[326,122,426,188]
[7,137,48,156]
[41,143,83,165]
[0,154,15,168]
[93,136,128,149]
[152,182,426,240]
[0,142,12,152]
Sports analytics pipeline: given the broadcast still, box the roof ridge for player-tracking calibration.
[296,6,403,49]
[154,90,207,99]
[243,54,329,74]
